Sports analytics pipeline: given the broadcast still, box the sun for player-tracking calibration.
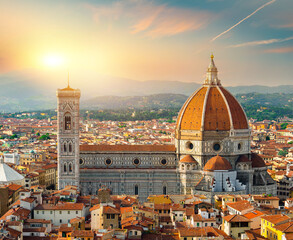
[43,54,65,67]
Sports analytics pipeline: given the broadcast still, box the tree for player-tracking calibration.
[9,134,18,139]
[281,123,288,129]
[39,133,50,140]
[278,150,288,157]
[266,136,270,141]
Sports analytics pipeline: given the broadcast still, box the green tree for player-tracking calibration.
[281,123,288,129]
[39,133,50,140]
[278,150,288,157]
[266,136,270,141]
[9,134,18,139]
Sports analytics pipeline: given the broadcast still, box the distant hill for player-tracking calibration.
[81,94,188,109]
[0,70,292,112]
[82,92,293,110]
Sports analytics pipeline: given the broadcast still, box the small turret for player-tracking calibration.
[204,54,221,85]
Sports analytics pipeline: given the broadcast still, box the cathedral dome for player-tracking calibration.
[179,155,197,163]
[203,155,232,171]
[251,153,266,168]
[176,55,248,132]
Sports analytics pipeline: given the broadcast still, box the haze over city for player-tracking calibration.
[0,0,292,98]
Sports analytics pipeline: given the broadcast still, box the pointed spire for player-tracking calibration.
[60,70,74,91]
[67,70,70,88]
[204,54,221,86]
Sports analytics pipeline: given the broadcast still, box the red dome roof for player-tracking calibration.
[176,86,248,131]
[251,153,266,168]
[176,56,248,132]
[237,155,251,163]
[179,155,197,163]
[203,155,233,171]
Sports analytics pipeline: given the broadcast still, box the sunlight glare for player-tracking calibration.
[43,54,65,67]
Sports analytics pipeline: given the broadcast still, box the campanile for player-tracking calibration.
[56,83,81,189]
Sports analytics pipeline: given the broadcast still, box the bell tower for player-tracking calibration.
[56,82,81,190]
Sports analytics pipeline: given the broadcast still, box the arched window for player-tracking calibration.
[69,143,72,152]
[64,114,71,130]
[163,186,167,195]
[135,185,138,195]
[64,163,67,172]
[181,164,184,170]
[63,143,67,152]
[69,163,72,172]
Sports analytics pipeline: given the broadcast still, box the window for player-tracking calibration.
[105,159,112,165]
[76,211,78,214]
[133,159,140,166]
[69,163,72,172]
[135,185,138,195]
[59,211,62,214]
[186,142,193,150]
[161,159,167,165]
[65,115,71,130]
[64,163,67,173]
[69,143,72,152]
[238,143,242,150]
[213,143,221,151]
[60,219,62,223]
[68,211,70,214]
[64,143,67,152]
[163,186,167,195]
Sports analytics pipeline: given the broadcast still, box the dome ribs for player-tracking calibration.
[219,87,248,129]
[179,87,207,130]
[204,87,230,131]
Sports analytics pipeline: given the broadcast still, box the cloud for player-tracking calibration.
[278,22,293,29]
[84,2,124,24]
[264,46,293,53]
[140,7,209,38]
[229,36,293,48]
[211,0,276,42]
[131,5,165,34]
[85,1,210,38]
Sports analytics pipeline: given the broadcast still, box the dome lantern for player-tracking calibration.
[205,54,221,86]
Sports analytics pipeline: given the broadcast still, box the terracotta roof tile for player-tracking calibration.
[204,155,232,171]
[179,155,198,163]
[261,214,290,225]
[226,200,253,212]
[223,214,251,222]
[251,153,266,168]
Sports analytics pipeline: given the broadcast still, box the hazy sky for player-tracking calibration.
[0,0,292,87]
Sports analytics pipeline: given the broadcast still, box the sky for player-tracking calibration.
[0,0,292,89]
